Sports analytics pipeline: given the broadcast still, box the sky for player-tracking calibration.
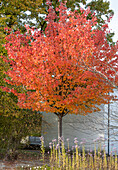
[108,0,118,42]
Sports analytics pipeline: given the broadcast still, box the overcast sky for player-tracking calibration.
[108,0,118,42]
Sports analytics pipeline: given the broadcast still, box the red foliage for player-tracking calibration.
[2,2,118,117]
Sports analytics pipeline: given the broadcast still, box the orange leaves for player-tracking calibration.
[1,1,118,116]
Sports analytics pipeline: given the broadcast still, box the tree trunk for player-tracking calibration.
[58,116,62,142]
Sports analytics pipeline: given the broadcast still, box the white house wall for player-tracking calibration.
[42,105,105,151]
[42,89,118,154]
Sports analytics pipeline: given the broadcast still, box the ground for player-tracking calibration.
[0,150,49,170]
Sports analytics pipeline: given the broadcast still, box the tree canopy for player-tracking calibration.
[2,2,118,138]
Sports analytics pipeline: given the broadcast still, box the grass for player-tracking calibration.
[18,137,117,169]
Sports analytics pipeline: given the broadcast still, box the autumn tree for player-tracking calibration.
[0,0,115,157]
[0,0,45,118]
[2,2,118,141]
[0,0,44,158]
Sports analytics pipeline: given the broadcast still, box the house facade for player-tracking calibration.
[42,89,118,154]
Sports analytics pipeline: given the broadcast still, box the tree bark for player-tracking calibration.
[58,115,62,164]
[58,116,62,141]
